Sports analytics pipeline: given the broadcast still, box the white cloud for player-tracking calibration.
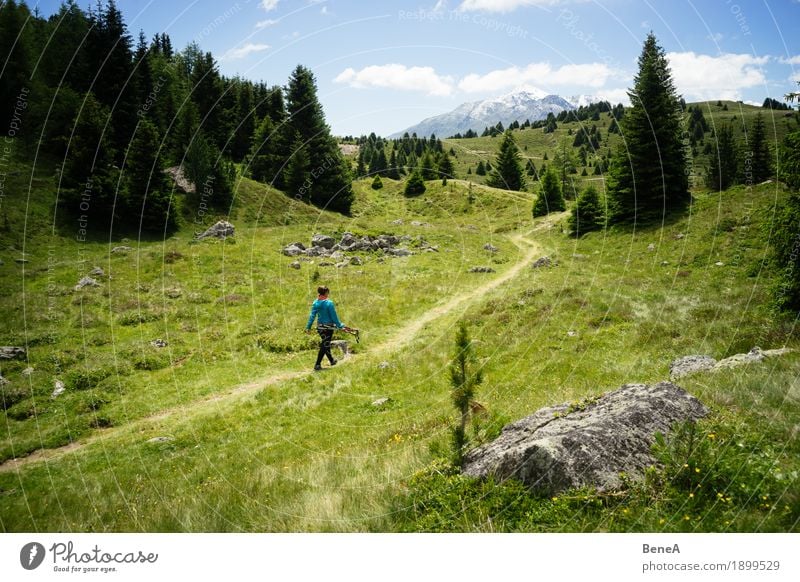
[667,52,768,101]
[596,87,631,106]
[457,0,559,12]
[255,19,279,29]
[334,64,454,96]
[223,43,270,60]
[458,62,617,93]
[779,55,800,65]
[261,0,279,11]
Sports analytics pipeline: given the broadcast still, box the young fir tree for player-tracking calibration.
[607,33,688,222]
[419,150,438,180]
[707,123,738,191]
[475,160,486,176]
[745,113,772,183]
[437,151,455,180]
[568,184,605,236]
[248,114,286,188]
[532,168,566,217]
[487,130,525,191]
[449,321,482,466]
[387,150,401,179]
[284,65,353,213]
[371,175,383,190]
[552,139,578,195]
[125,119,176,232]
[404,168,426,196]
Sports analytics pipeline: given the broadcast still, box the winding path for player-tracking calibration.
[0,221,557,473]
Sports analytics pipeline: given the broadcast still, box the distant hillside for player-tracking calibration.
[390,89,582,138]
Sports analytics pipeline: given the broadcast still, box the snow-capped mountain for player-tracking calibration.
[389,89,576,139]
[566,94,605,108]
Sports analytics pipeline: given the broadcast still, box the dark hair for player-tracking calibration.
[317,285,329,296]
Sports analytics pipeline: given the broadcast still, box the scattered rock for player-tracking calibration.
[469,266,495,273]
[410,220,429,227]
[0,375,9,387]
[567,330,577,337]
[462,382,708,494]
[288,241,306,251]
[196,220,235,240]
[378,361,391,369]
[372,397,391,407]
[151,339,168,348]
[74,276,100,290]
[531,256,553,269]
[111,245,132,254]
[335,262,348,269]
[51,379,65,398]
[386,248,413,257]
[0,347,25,360]
[660,261,670,266]
[164,165,195,193]
[89,266,104,276]
[484,243,499,253]
[669,355,717,380]
[289,261,301,270]
[572,254,588,260]
[714,346,764,370]
[715,261,724,267]
[675,233,685,240]
[318,261,334,267]
[282,244,305,257]
[391,219,404,225]
[164,287,182,299]
[349,256,363,266]
[22,367,34,376]
[311,234,336,249]
[330,251,344,261]
[647,243,656,251]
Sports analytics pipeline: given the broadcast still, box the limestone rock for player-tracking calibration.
[74,276,100,291]
[484,243,499,253]
[289,261,301,270]
[311,234,335,249]
[318,261,334,267]
[531,256,553,269]
[197,220,234,240]
[89,266,104,276]
[150,339,168,348]
[111,245,132,254]
[714,347,764,370]
[386,248,413,257]
[462,382,708,494]
[391,219,404,225]
[282,244,305,257]
[22,367,34,376]
[670,355,716,380]
[147,436,174,444]
[0,346,26,360]
[52,379,65,399]
[164,165,195,193]
[378,361,390,369]
[469,266,495,273]
[372,397,391,407]
[349,256,363,266]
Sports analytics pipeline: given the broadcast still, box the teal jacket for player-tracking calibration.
[306,298,344,330]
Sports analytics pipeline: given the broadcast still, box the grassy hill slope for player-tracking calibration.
[0,155,798,533]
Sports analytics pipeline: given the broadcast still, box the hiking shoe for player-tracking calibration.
[314,364,322,371]
[330,359,338,366]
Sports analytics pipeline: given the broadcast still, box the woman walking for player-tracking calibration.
[305,285,345,371]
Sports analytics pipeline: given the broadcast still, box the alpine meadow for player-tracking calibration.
[1,0,800,543]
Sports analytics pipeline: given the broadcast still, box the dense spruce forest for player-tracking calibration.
[0,0,353,232]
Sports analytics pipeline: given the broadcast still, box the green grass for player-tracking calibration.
[0,150,798,532]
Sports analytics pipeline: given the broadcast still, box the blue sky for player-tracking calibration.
[31,0,800,136]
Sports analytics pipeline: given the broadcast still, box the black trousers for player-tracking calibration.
[315,327,335,366]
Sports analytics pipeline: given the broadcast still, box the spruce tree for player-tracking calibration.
[387,150,401,179]
[449,321,482,466]
[437,151,455,179]
[371,175,383,190]
[707,123,737,190]
[419,151,437,180]
[568,184,605,236]
[487,130,525,191]
[285,134,311,202]
[404,169,426,196]
[248,114,285,188]
[284,65,353,213]
[532,168,566,217]
[607,33,688,222]
[475,160,486,176]
[745,113,772,183]
[125,119,176,232]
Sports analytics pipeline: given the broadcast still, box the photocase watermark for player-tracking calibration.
[726,0,751,37]
[76,178,93,242]
[195,2,244,43]
[137,74,168,118]
[195,174,215,224]
[556,9,624,72]
[0,86,29,211]
[19,540,159,575]
[297,155,337,202]
[398,8,529,39]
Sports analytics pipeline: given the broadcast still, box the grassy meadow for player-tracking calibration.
[1,133,799,532]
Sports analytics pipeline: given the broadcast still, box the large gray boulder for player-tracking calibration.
[669,355,716,380]
[197,220,234,240]
[462,382,708,494]
[0,347,26,360]
[311,234,336,249]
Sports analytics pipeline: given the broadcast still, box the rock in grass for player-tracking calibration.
[0,375,9,387]
[484,243,499,253]
[469,266,495,273]
[197,220,234,240]
[669,355,716,380]
[111,245,132,254]
[372,397,391,407]
[311,234,336,249]
[462,382,708,494]
[147,436,173,444]
[74,276,100,290]
[0,346,26,360]
[289,261,301,270]
[714,346,764,370]
[51,379,65,398]
[151,339,168,348]
[89,266,104,277]
[531,256,553,269]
